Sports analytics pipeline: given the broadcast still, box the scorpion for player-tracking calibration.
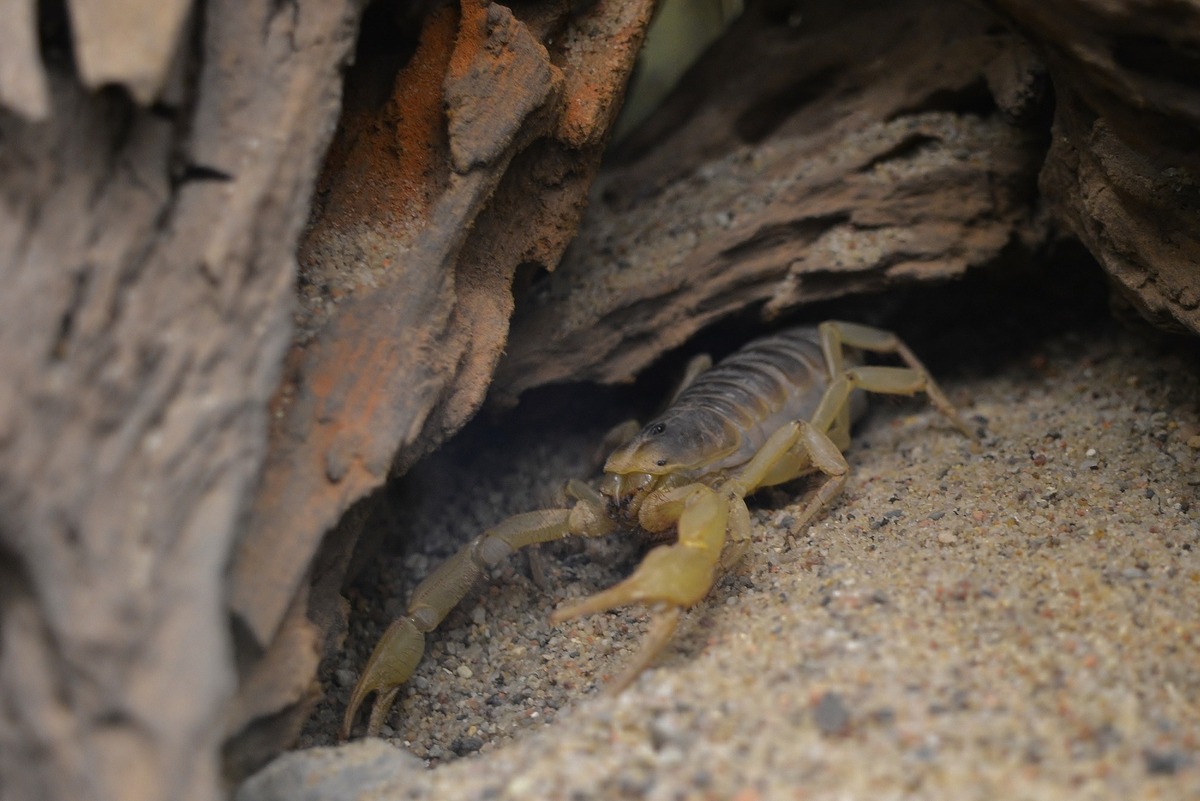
[342,321,975,738]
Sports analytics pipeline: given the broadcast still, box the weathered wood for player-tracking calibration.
[0,0,49,119]
[982,0,1200,335]
[491,0,1200,401]
[494,0,1051,400]
[67,0,194,103]
[492,0,1200,403]
[0,3,362,801]
[224,0,656,775]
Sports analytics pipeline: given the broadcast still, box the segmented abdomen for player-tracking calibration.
[662,328,833,468]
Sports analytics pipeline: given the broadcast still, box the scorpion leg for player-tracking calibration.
[342,500,616,739]
[669,352,714,404]
[729,418,852,534]
[593,419,641,468]
[818,321,975,438]
[774,330,976,532]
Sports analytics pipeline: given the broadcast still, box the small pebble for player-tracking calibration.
[1144,749,1187,776]
[457,665,474,679]
[813,692,852,737]
[505,775,536,796]
[648,713,690,751]
[451,735,484,756]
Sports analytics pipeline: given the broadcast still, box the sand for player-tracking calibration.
[242,318,1199,801]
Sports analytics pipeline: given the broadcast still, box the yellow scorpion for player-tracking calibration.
[342,321,974,738]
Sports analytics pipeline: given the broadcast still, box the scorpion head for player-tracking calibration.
[600,414,735,522]
[598,469,658,522]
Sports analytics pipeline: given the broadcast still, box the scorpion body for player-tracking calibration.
[343,321,974,738]
[612,327,869,486]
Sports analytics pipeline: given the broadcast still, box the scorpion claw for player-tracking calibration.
[605,606,683,694]
[341,617,425,739]
[551,542,716,624]
[550,540,718,689]
[549,589,621,624]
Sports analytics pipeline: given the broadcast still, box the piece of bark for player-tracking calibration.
[1040,88,1200,335]
[225,0,655,770]
[67,0,194,104]
[982,0,1200,336]
[222,581,324,785]
[0,3,361,801]
[494,0,1051,400]
[0,0,50,119]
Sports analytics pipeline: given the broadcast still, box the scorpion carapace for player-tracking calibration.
[342,321,975,738]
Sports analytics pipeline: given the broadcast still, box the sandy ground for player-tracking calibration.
[241,315,1199,801]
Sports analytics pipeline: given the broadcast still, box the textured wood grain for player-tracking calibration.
[494,0,1050,401]
[492,0,1200,402]
[0,0,49,118]
[224,0,656,775]
[0,3,361,800]
[983,0,1200,335]
[67,0,194,102]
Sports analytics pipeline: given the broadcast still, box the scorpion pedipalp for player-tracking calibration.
[339,506,614,739]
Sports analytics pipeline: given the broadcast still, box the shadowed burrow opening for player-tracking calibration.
[886,77,998,122]
[341,0,425,113]
[1111,33,1200,86]
[732,64,848,145]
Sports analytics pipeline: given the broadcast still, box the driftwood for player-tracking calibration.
[495,0,1200,396]
[1,0,656,797]
[223,0,656,778]
[496,0,1052,398]
[0,0,1198,799]
[987,0,1200,335]
[0,3,364,801]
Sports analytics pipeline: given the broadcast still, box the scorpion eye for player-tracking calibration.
[650,422,666,436]
[655,459,667,467]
